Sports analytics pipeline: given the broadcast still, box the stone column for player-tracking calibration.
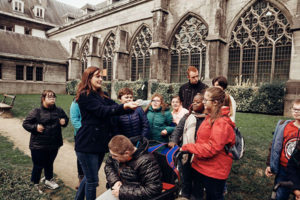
[284,2,300,116]
[149,0,169,97]
[87,35,101,67]
[68,39,81,80]
[111,28,129,99]
[205,0,227,83]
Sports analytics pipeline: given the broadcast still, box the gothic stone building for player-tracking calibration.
[1,0,300,116]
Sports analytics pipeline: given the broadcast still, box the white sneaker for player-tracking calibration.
[34,184,43,194]
[44,179,59,189]
[40,176,45,183]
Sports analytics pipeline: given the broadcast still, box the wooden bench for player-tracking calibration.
[0,94,16,117]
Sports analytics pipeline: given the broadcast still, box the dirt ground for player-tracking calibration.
[0,116,107,196]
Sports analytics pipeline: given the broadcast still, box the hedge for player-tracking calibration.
[66,79,111,96]
[114,80,148,100]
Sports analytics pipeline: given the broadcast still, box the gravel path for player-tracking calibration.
[0,116,107,196]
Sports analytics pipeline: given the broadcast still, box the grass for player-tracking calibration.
[0,134,76,200]
[1,94,295,199]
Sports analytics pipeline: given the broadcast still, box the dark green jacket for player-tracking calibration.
[146,106,174,142]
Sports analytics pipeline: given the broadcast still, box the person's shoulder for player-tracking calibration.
[180,82,189,88]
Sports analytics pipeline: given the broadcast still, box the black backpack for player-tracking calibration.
[225,127,245,160]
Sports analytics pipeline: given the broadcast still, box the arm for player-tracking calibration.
[164,111,175,135]
[169,115,187,145]
[182,119,234,158]
[70,102,82,132]
[22,108,39,133]
[104,156,122,188]
[119,155,162,200]
[179,85,184,103]
[58,107,69,127]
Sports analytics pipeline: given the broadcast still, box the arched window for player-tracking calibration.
[130,26,152,81]
[80,40,89,74]
[170,16,208,83]
[102,33,115,81]
[228,0,292,85]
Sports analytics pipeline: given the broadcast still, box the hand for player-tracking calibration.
[124,102,138,110]
[161,129,168,136]
[37,124,44,133]
[111,187,120,198]
[59,118,66,126]
[112,181,122,190]
[168,142,176,148]
[294,190,300,200]
[265,166,273,177]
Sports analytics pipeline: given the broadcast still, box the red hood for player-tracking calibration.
[221,106,235,128]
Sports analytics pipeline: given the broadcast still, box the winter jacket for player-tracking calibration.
[146,106,175,143]
[171,106,189,125]
[181,107,235,180]
[169,112,205,146]
[22,105,69,150]
[179,80,208,109]
[104,136,162,200]
[113,107,149,138]
[287,143,300,191]
[70,101,81,136]
[75,91,125,153]
[270,120,293,174]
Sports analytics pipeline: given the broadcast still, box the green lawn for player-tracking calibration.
[0,134,76,200]
[1,94,294,199]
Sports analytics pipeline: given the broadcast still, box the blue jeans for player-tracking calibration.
[190,168,225,200]
[274,165,292,200]
[75,152,105,200]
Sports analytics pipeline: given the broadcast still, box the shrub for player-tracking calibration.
[227,82,285,115]
[66,80,112,96]
[150,82,181,104]
[114,80,148,100]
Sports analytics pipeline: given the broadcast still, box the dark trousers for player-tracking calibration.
[190,168,226,200]
[178,156,193,198]
[30,148,58,184]
[77,159,84,177]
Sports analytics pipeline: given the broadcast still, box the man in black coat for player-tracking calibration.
[287,141,300,200]
[97,135,162,200]
[179,66,208,109]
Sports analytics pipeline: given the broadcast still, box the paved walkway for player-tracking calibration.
[0,116,106,196]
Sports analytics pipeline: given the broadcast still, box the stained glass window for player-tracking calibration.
[170,16,208,83]
[102,33,115,81]
[228,0,292,85]
[80,40,89,74]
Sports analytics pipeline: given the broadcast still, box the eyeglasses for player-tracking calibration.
[202,99,214,104]
[46,96,56,99]
[291,108,300,113]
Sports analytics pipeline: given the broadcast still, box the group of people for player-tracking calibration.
[21,65,300,200]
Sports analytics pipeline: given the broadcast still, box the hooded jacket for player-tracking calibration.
[104,136,162,200]
[22,105,69,150]
[181,107,235,180]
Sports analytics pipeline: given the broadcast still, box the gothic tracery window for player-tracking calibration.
[131,26,152,81]
[170,16,208,83]
[80,40,89,74]
[102,33,115,81]
[228,0,292,85]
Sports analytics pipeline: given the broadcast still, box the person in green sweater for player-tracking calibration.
[145,93,175,143]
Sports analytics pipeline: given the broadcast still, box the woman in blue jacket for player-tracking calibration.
[74,66,138,200]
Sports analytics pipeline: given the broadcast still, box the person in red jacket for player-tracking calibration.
[181,87,235,200]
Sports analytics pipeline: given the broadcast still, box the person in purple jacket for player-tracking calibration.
[74,66,138,200]
[112,88,149,138]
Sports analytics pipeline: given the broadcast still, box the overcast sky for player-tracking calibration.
[56,0,106,8]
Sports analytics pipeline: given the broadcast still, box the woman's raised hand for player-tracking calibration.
[124,101,139,110]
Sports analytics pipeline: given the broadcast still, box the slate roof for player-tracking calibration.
[0,30,69,63]
[0,0,83,26]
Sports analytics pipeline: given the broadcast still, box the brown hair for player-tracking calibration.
[145,93,168,113]
[224,93,233,117]
[108,135,135,155]
[292,99,300,106]
[75,66,107,101]
[187,66,198,75]
[212,76,228,90]
[206,87,225,125]
[41,90,56,104]
[118,88,133,99]
[171,95,181,102]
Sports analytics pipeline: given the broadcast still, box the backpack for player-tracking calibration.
[225,127,245,160]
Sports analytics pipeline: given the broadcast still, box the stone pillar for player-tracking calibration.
[149,0,169,97]
[68,39,81,80]
[205,0,227,83]
[111,27,130,99]
[87,35,101,67]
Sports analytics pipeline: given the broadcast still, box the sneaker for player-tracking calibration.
[34,184,43,194]
[44,179,59,189]
[40,176,45,183]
